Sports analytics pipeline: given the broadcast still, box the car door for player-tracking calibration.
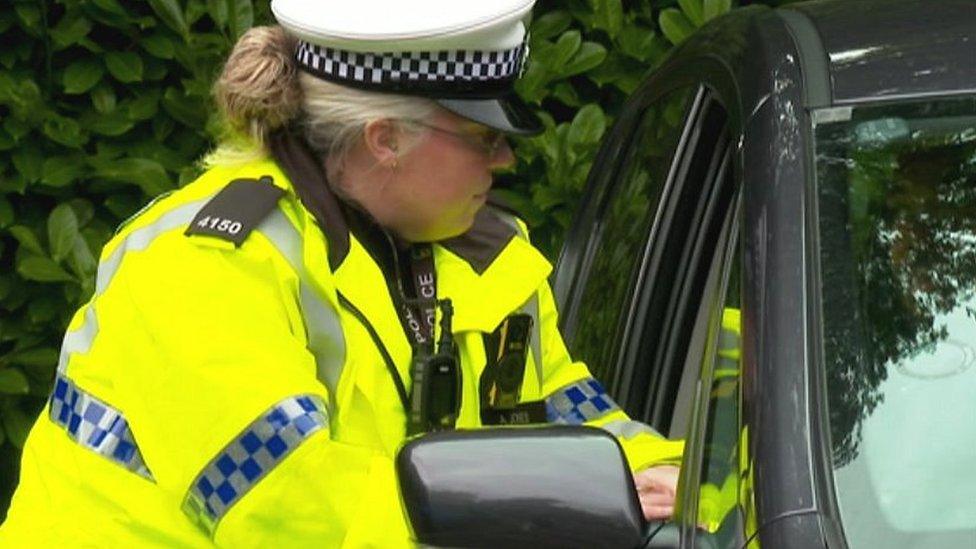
[554,62,750,549]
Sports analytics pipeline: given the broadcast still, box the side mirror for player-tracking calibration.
[396,425,646,548]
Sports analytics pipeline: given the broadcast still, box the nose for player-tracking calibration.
[489,139,515,170]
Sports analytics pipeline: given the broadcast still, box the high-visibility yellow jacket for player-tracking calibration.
[1,153,683,547]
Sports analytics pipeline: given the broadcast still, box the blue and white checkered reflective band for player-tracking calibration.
[48,374,153,481]
[545,378,620,425]
[182,395,328,536]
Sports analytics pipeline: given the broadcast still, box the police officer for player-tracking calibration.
[2,1,683,546]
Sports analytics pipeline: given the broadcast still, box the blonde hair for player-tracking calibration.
[204,25,438,168]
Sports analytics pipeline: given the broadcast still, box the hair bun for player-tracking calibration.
[215,26,302,137]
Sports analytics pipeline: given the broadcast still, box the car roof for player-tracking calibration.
[791,0,976,105]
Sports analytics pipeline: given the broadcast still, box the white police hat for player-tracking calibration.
[271,0,542,135]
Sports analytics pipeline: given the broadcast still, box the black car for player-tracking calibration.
[397,1,976,547]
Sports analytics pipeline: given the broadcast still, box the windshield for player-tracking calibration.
[815,96,976,548]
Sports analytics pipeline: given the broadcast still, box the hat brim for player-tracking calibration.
[435,95,543,136]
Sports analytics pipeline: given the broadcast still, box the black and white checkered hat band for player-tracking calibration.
[295,40,528,97]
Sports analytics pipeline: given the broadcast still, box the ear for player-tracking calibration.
[362,119,400,167]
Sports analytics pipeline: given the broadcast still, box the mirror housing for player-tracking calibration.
[396,425,645,548]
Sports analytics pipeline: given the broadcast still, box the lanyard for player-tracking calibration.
[388,241,461,435]
[399,244,438,352]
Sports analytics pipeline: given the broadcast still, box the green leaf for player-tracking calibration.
[207,0,229,28]
[50,13,93,50]
[11,145,42,184]
[41,155,88,187]
[0,197,13,228]
[3,78,42,115]
[105,51,144,83]
[142,32,176,59]
[0,368,29,394]
[703,0,732,22]
[185,1,209,26]
[617,24,658,62]
[10,348,59,370]
[91,0,131,17]
[678,0,705,27]
[126,90,160,120]
[90,83,117,113]
[104,193,143,220]
[551,81,582,107]
[28,295,59,323]
[42,114,87,149]
[228,0,254,39]
[84,110,136,136]
[91,157,174,196]
[0,127,14,150]
[68,198,96,227]
[559,42,607,77]
[148,0,189,36]
[3,117,29,140]
[68,233,97,281]
[17,255,75,282]
[591,0,624,37]
[143,56,169,81]
[513,61,548,104]
[14,4,42,36]
[568,104,608,147]
[531,11,572,41]
[162,88,208,128]
[659,8,696,45]
[48,204,80,262]
[8,226,45,255]
[551,31,583,69]
[77,37,106,53]
[3,405,34,449]
[63,58,104,94]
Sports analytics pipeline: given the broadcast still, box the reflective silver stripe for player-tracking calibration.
[518,294,543,385]
[545,377,621,424]
[48,374,153,480]
[255,210,346,401]
[601,419,664,440]
[182,395,328,537]
[58,198,211,374]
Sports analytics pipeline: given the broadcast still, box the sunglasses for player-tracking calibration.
[412,121,507,157]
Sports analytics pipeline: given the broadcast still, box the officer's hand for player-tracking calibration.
[633,465,680,521]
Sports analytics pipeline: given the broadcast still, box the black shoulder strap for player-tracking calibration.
[185,176,285,247]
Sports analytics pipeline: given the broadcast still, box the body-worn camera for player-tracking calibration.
[480,314,547,425]
[407,300,461,436]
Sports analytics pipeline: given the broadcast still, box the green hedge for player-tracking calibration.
[0,0,784,517]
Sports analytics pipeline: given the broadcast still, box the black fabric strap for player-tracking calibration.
[268,130,351,269]
[398,244,438,353]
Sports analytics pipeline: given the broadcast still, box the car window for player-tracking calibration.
[566,87,697,386]
[621,95,733,432]
[693,237,745,549]
[815,96,976,547]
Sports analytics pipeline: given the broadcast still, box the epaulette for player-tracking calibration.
[184,176,285,247]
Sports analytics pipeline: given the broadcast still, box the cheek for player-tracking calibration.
[405,160,480,205]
